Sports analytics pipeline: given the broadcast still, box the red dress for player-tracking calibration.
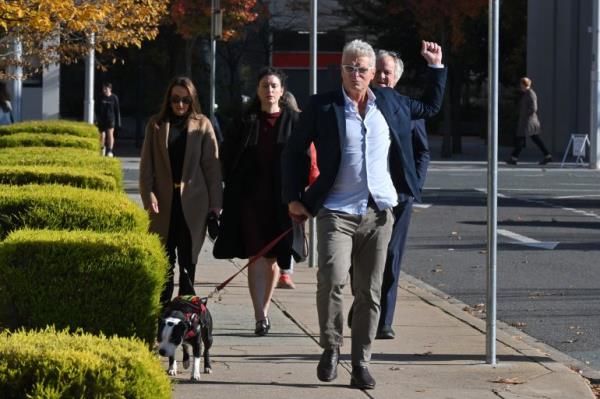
[239,111,283,256]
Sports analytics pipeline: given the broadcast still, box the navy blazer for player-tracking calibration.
[281,67,446,215]
[402,118,429,202]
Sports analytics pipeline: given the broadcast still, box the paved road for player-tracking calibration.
[403,162,600,373]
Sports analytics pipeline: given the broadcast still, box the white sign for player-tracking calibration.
[572,135,587,157]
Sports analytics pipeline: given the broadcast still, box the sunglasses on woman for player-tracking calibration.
[170,96,193,105]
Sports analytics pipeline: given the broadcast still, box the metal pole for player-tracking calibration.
[308,0,318,268]
[209,0,217,123]
[591,0,600,169]
[486,0,499,365]
[11,37,23,122]
[84,32,95,124]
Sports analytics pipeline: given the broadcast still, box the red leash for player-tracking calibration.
[206,225,295,300]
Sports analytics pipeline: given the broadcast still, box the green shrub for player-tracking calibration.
[0,147,123,190]
[0,184,147,239]
[0,165,118,191]
[0,230,167,344]
[0,120,98,139]
[0,327,171,399]
[0,132,99,151]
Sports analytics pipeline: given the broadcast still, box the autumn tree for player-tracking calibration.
[169,0,258,77]
[0,0,168,79]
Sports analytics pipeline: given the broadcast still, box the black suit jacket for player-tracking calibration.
[282,67,446,215]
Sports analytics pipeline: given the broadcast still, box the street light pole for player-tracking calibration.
[486,0,499,366]
[590,0,600,169]
[11,37,23,122]
[84,32,95,124]
[308,0,318,268]
[210,0,221,123]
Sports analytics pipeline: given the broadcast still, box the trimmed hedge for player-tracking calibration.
[0,327,171,398]
[0,120,98,139]
[0,184,147,239]
[0,147,123,190]
[0,132,99,151]
[0,230,168,344]
[0,165,118,191]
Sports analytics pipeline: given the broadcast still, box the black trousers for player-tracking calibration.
[511,134,550,159]
[160,191,196,305]
[379,198,413,328]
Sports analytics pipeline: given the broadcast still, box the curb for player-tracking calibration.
[400,272,600,382]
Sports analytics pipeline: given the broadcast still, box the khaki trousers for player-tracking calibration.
[316,206,394,366]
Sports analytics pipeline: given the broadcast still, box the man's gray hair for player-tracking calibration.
[342,39,376,66]
[377,50,404,81]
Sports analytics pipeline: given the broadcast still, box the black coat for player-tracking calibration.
[282,67,447,215]
[213,105,305,265]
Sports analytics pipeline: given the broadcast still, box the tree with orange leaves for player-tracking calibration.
[169,0,258,77]
[0,0,167,79]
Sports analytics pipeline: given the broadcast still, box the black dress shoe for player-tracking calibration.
[375,325,395,340]
[317,347,339,382]
[350,365,376,389]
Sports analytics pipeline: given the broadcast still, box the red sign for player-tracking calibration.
[272,52,342,69]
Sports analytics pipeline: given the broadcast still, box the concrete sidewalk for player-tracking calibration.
[119,155,594,399]
[166,248,593,399]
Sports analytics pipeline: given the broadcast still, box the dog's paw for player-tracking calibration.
[204,367,213,374]
[182,359,190,369]
[191,372,201,381]
[167,368,177,377]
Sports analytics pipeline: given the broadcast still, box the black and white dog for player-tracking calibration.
[157,295,213,380]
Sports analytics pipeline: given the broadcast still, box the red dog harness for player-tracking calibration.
[170,295,208,339]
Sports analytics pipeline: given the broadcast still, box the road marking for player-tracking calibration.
[554,195,600,199]
[474,188,508,198]
[475,188,600,220]
[413,203,432,209]
[497,229,559,250]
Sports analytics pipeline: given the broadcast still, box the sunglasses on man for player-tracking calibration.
[341,65,372,75]
[170,96,193,105]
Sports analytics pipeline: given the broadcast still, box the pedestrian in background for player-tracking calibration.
[214,67,302,336]
[97,82,121,157]
[0,82,14,125]
[139,76,222,307]
[283,39,446,389]
[506,77,552,165]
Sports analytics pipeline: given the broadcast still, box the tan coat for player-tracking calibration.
[517,88,541,137]
[139,114,222,263]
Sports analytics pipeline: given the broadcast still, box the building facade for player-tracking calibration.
[527,0,593,154]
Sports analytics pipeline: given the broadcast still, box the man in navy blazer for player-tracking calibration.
[282,39,446,389]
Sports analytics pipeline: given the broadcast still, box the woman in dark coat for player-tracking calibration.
[214,67,303,336]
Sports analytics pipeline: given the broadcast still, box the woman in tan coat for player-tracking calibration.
[507,77,552,165]
[139,76,222,306]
